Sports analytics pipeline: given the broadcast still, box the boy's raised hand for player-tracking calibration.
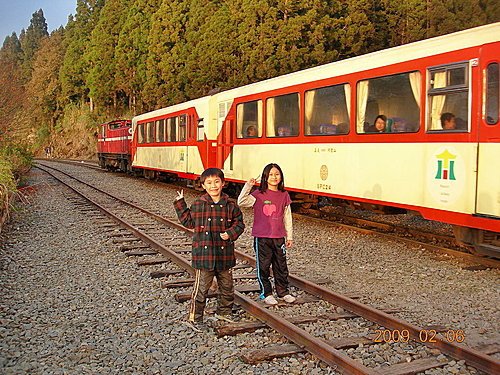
[176,189,184,200]
[220,232,229,240]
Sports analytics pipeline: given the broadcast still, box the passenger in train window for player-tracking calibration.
[174,168,245,325]
[277,126,292,136]
[246,125,257,137]
[366,115,387,133]
[237,163,296,306]
[390,117,408,132]
[440,112,456,130]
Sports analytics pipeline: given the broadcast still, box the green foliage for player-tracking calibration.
[115,0,162,113]
[0,144,32,230]
[86,0,131,110]
[60,0,104,105]
[20,9,49,79]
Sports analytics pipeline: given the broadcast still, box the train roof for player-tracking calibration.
[132,96,211,124]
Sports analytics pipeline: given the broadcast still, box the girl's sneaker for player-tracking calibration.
[282,294,296,303]
[263,295,278,305]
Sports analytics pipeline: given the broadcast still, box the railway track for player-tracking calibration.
[40,158,500,269]
[296,208,500,270]
[34,161,499,374]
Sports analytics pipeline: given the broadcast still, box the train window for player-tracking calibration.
[167,117,177,142]
[357,71,420,134]
[266,93,299,137]
[109,122,121,130]
[155,119,165,142]
[486,63,499,125]
[305,84,350,135]
[427,63,469,131]
[145,121,154,143]
[197,118,205,141]
[137,123,145,144]
[179,115,187,142]
[236,100,262,138]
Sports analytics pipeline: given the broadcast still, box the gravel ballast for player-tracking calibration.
[1,164,498,374]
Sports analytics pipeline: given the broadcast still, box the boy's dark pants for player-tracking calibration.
[189,268,234,322]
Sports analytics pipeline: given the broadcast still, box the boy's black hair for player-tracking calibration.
[259,163,286,192]
[200,168,225,184]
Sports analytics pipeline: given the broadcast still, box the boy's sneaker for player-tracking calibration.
[282,294,296,303]
[263,295,278,305]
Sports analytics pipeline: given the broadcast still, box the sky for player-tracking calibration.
[0,0,77,42]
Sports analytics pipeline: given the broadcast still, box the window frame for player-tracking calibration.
[426,61,470,132]
[236,99,263,139]
[485,62,499,126]
[304,83,351,136]
[356,70,421,134]
[265,92,300,138]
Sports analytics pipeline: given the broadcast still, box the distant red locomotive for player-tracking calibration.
[97,119,132,172]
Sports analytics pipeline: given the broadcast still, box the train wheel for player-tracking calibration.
[453,226,500,258]
[144,170,156,180]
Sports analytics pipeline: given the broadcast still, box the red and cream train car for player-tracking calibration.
[129,23,500,256]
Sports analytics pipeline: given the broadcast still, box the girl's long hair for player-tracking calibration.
[259,163,286,192]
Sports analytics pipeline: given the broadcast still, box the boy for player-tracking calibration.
[174,168,245,324]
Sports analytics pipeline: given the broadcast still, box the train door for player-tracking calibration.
[217,101,234,174]
[185,113,197,174]
[179,114,189,173]
[476,44,500,218]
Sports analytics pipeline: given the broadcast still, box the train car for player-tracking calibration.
[131,23,499,256]
[130,96,217,186]
[97,119,132,171]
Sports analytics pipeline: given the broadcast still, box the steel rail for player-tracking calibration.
[300,210,500,269]
[235,250,500,374]
[37,164,378,374]
[37,164,500,374]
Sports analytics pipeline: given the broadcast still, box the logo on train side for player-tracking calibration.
[320,165,328,180]
[427,147,465,205]
[434,149,456,180]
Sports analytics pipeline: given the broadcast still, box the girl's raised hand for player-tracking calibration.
[248,175,261,186]
[176,189,184,200]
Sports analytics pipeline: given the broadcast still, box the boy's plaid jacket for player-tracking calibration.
[173,193,245,270]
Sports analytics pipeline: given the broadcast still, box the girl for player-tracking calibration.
[237,163,295,305]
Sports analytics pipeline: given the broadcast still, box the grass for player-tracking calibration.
[0,144,33,232]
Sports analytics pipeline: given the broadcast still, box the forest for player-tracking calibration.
[0,0,499,161]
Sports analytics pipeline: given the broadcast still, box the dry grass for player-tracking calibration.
[0,159,16,232]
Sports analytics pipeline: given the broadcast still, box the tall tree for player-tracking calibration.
[115,0,162,114]
[20,9,49,79]
[27,28,66,140]
[145,0,191,108]
[0,46,25,142]
[428,0,486,37]
[59,0,104,106]
[1,33,23,64]
[86,0,131,111]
